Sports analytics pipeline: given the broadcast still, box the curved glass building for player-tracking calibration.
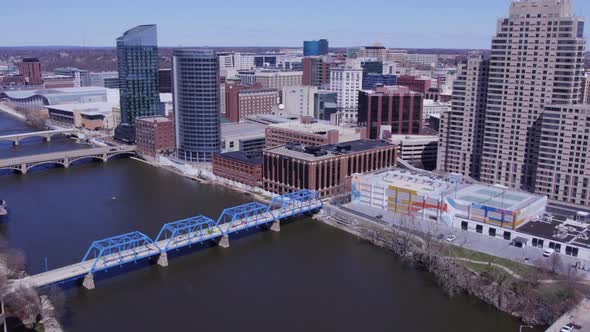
[173,49,220,163]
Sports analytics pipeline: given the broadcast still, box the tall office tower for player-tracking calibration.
[302,57,330,87]
[303,39,329,56]
[437,55,489,179]
[173,49,220,163]
[535,104,590,208]
[330,66,363,123]
[18,58,42,85]
[479,0,585,190]
[358,45,387,61]
[582,73,590,104]
[115,25,161,142]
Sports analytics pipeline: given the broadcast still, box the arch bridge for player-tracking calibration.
[0,146,136,175]
[0,129,79,146]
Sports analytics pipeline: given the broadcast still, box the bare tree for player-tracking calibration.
[4,285,42,329]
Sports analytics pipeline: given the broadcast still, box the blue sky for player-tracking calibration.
[2,0,589,48]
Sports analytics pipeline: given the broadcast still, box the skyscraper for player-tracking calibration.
[437,55,489,179]
[480,0,585,190]
[437,0,588,209]
[115,25,161,142]
[173,49,220,163]
[303,39,329,56]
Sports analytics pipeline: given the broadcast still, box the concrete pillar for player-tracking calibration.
[157,252,168,267]
[20,164,27,175]
[218,235,230,248]
[270,220,280,232]
[13,140,19,146]
[82,273,95,290]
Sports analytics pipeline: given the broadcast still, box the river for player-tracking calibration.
[0,112,540,332]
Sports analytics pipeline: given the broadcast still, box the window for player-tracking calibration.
[476,225,483,234]
[532,238,544,248]
[503,231,512,240]
[489,228,496,237]
[565,246,579,257]
[461,221,468,231]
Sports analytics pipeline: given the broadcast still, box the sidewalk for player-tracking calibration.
[545,299,590,332]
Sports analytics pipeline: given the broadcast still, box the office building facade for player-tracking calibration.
[302,57,330,87]
[358,86,424,139]
[303,39,329,56]
[18,58,42,85]
[330,66,363,123]
[116,25,161,141]
[173,49,221,162]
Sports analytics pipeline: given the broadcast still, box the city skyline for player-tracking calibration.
[2,0,589,49]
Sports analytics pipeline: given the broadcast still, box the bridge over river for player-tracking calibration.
[0,146,136,174]
[12,189,323,290]
[0,129,79,145]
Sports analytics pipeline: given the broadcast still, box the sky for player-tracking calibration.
[1,0,589,49]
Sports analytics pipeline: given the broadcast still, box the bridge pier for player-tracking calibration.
[12,140,19,146]
[20,164,27,175]
[45,136,51,143]
[270,220,280,232]
[82,273,95,290]
[157,252,168,267]
[218,235,230,248]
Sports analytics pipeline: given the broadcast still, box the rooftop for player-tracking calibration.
[137,116,171,123]
[47,102,114,116]
[266,139,393,162]
[518,218,590,250]
[221,122,266,138]
[4,87,108,105]
[216,151,263,166]
[356,169,455,198]
[453,184,544,211]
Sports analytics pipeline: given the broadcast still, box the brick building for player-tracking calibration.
[136,116,175,157]
[265,117,367,148]
[225,83,279,122]
[302,57,330,87]
[263,139,396,197]
[397,75,432,94]
[212,152,263,187]
[18,58,42,85]
[358,86,424,139]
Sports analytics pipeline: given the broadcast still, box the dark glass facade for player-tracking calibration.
[362,74,397,90]
[116,25,161,128]
[303,39,329,56]
[173,49,220,163]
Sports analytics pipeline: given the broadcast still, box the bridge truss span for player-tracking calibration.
[155,215,223,251]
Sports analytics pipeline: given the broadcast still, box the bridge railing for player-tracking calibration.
[155,215,222,251]
[81,231,160,273]
[217,202,270,234]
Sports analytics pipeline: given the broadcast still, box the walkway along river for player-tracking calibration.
[0,112,540,332]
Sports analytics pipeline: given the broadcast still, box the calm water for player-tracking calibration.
[0,112,539,332]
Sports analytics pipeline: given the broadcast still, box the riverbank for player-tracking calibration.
[317,202,588,327]
[0,103,26,121]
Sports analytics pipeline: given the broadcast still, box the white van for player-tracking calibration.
[543,248,555,257]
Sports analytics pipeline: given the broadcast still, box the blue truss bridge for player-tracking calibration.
[16,190,322,290]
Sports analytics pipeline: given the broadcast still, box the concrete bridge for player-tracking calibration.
[0,129,79,146]
[0,146,136,174]
[12,190,323,290]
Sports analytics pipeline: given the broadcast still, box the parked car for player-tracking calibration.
[446,234,457,242]
[375,215,383,220]
[437,234,444,240]
[543,248,555,257]
[560,323,575,332]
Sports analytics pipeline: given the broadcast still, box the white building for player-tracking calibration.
[329,66,363,124]
[281,86,318,118]
[239,53,256,71]
[423,99,451,120]
[255,71,302,91]
[389,134,439,171]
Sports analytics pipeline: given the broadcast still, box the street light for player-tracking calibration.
[519,325,533,332]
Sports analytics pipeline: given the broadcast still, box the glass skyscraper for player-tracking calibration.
[303,39,329,56]
[173,49,220,163]
[115,25,161,142]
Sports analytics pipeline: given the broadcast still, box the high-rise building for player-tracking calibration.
[302,57,330,87]
[254,71,302,91]
[358,45,387,61]
[479,0,585,190]
[581,73,590,104]
[437,55,489,179]
[159,69,173,93]
[360,60,383,78]
[535,104,590,208]
[357,86,423,139]
[225,83,279,122]
[362,73,397,90]
[18,58,42,85]
[281,86,317,118]
[330,66,363,123]
[173,49,220,163]
[115,25,161,142]
[303,39,329,56]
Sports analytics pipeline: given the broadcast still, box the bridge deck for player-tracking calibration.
[0,146,136,168]
[0,129,78,140]
[19,203,321,288]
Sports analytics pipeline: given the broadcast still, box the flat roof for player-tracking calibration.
[4,87,108,101]
[137,116,171,123]
[357,169,455,198]
[518,219,590,250]
[454,184,542,211]
[221,122,266,138]
[266,139,393,162]
[216,151,263,166]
